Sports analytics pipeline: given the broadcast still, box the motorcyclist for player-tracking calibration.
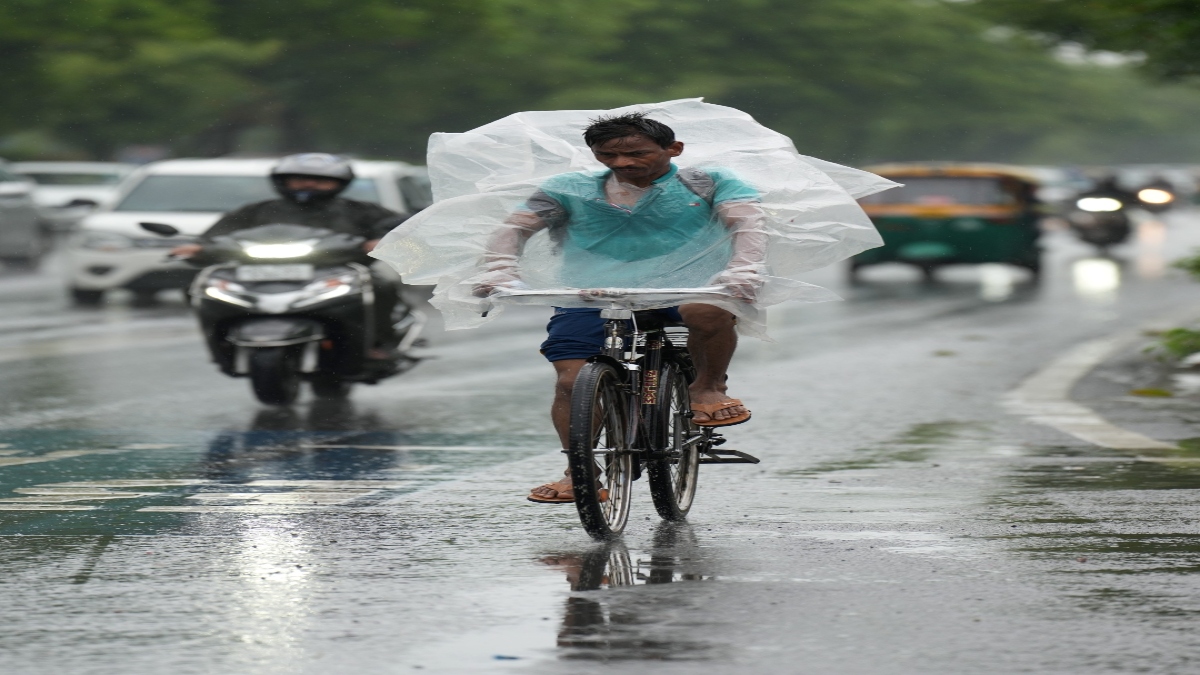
[171,153,408,359]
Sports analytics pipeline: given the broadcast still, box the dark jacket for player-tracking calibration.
[202,198,407,242]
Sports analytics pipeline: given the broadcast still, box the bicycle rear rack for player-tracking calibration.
[699,448,761,464]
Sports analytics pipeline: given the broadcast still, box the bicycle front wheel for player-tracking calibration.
[568,361,633,540]
[647,362,700,520]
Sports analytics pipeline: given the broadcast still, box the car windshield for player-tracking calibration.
[114,175,381,212]
[22,172,123,186]
[861,176,1017,206]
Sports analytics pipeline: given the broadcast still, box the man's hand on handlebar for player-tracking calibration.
[471,261,525,297]
[712,268,764,302]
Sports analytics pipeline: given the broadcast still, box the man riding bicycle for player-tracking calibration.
[473,113,768,504]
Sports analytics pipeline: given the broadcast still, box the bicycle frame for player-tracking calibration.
[597,307,701,462]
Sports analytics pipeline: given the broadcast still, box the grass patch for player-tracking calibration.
[1147,327,1200,361]
[1129,388,1174,397]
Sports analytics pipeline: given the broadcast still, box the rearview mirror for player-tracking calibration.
[139,222,180,237]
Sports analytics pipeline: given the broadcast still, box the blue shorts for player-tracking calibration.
[540,307,683,362]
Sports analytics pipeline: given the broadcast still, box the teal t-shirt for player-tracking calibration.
[523,164,758,288]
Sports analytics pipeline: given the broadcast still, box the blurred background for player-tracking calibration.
[1,0,1198,165]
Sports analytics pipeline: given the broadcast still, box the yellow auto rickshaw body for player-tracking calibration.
[852,163,1042,281]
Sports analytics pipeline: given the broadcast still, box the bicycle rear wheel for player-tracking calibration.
[647,362,700,520]
[568,361,633,540]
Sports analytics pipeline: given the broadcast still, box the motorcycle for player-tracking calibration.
[1066,191,1132,253]
[141,221,425,405]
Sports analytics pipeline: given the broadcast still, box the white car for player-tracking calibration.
[0,161,43,268]
[11,161,135,233]
[66,158,430,306]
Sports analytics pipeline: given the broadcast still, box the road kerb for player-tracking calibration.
[1004,333,1177,450]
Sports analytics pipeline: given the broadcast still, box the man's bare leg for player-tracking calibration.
[529,358,586,501]
[678,303,747,423]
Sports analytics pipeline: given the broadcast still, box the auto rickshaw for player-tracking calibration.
[850,163,1042,283]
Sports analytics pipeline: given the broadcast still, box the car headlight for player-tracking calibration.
[1076,197,1123,213]
[242,242,317,259]
[78,231,135,251]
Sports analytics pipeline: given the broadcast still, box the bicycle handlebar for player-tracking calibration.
[492,286,728,300]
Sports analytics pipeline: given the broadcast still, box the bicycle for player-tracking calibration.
[493,288,760,540]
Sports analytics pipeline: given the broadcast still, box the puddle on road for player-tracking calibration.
[1011,444,1200,492]
[0,412,554,536]
[538,523,718,662]
[997,439,1200,625]
[780,420,983,476]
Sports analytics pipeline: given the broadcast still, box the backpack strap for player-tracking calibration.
[676,167,716,207]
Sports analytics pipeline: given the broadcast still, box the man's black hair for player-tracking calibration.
[583,112,676,149]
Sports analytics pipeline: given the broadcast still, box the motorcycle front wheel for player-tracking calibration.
[249,347,301,406]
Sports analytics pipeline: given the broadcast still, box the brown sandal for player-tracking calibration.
[527,484,609,504]
[691,399,752,427]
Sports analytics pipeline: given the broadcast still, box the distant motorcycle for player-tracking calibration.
[1066,184,1133,253]
[1135,178,1177,215]
[141,222,424,405]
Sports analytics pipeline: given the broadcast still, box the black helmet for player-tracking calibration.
[270,153,355,204]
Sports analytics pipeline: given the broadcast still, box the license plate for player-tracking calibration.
[235,264,314,282]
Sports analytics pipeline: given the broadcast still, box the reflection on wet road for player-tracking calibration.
[5,219,1200,673]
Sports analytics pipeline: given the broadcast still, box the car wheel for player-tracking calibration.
[71,288,105,306]
[130,290,159,307]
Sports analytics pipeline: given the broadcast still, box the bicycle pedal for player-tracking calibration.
[699,449,760,465]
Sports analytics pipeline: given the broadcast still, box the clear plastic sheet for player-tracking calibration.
[371,98,896,336]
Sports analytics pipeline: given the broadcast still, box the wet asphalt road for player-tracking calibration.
[4,217,1200,674]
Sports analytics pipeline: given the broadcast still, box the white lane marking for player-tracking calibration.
[301,444,515,452]
[0,487,158,504]
[0,449,123,467]
[0,478,414,512]
[243,480,410,488]
[0,505,98,511]
[1004,333,1177,450]
[187,490,379,505]
[47,479,211,488]
[0,445,178,471]
[138,506,330,513]
[0,330,198,364]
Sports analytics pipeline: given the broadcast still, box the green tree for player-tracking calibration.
[972,0,1200,79]
[0,0,273,157]
[6,0,1200,165]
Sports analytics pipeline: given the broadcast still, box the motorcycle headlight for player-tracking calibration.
[1138,188,1174,205]
[78,231,135,251]
[203,278,253,307]
[242,241,317,259]
[1076,197,1123,213]
[291,273,361,308]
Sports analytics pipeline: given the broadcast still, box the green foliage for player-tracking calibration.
[1172,250,1200,281]
[6,0,1200,162]
[1151,328,1200,361]
[972,0,1200,80]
